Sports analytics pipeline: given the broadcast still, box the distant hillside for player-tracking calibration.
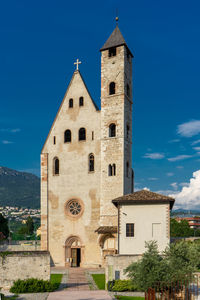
[0,166,40,208]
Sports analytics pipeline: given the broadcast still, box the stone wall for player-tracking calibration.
[0,251,50,290]
[105,254,142,285]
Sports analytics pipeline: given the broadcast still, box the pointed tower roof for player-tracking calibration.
[100,25,133,57]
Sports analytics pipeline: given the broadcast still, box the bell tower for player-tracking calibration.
[100,25,134,226]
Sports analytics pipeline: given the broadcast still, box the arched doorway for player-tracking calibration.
[99,233,117,266]
[65,235,84,267]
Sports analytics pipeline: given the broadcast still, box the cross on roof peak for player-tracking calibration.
[74,58,81,71]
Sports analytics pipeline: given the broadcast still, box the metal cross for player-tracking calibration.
[74,59,81,71]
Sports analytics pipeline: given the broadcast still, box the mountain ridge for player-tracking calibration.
[0,166,40,208]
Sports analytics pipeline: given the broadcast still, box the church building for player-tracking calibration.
[40,24,134,267]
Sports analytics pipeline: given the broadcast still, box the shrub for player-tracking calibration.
[10,278,59,293]
[107,280,115,291]
[112,280,137,292]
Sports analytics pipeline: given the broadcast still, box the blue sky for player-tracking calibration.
[1,0,200,208]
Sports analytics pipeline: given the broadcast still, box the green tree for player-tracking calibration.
[0,213,9,238]
[170,218,193,237]
[125,240,200,291]
[26,216,34,235]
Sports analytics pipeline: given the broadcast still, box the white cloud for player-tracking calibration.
[168,139,180,143]
[193,147,200,151]
[177,120,200,137]
[143,187,150,191]
[192,139,200,146]
[143,153,164,160]
[168,155,192,162]
[0,128,20,133]
[166,172,174,177]
[176,166,184,169]
[179,182,190,187]
[148,177,158,181]
[170,182,178,190]
[2,140,14,144]
[169,170,200,209]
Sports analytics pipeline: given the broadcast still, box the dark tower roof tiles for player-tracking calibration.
[100,25,133,57]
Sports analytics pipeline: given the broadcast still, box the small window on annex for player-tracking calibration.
[109,82,115,95]
[109,47,116,57]
[89,153,94,172]
[79,128,86,141]
[109,123,116,137]
[79,97,84,106]
[108,164,116,176]
[53,157,59,175]
[69,98,73,108]
[126,223,134,237]
[64,130,71,143]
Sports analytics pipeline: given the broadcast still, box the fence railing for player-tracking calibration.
[145,275,200,300]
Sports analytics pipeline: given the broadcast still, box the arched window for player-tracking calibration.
[69,98,73,108]
[79,97,84,106]
[109,47,116,57]
[53,157,59,175]
[108,164,116,176]
[89,153,94,172]
[126,124,130,139]
[109,123,116,137]
[127,84,130,97]
[64,130,71,143]
[79,128,86,141]
[108,164,112,176]
[109,82,115,95]
[126,162,129,177]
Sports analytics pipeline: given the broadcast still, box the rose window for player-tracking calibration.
[68,200,82,215]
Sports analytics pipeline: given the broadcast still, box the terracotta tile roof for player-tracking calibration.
[112,190,175,209]
[95,226,117,234]
[100,25,133,57]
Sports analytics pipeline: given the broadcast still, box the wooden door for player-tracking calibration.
[71,248,77,267]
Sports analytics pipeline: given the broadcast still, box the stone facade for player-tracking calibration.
[41,26,134,267]
[0,251,50,290]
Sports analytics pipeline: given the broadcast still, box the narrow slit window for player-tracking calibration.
[79,128,86,141]
[126,223,134,237]
[79,97,84,106]
[69,98,73,108]
[109,123,116,137]
[64,130,71,143]
[127,84,130,97]
[109,82,115,95]
[126,162,129,177]
[92,131,94,140]
[126,124,130,139]
[53,136,56,145]
[89,153,94,172]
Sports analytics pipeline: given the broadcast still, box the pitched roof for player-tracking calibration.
[95,226,117,234]
[112,190,175,209]
[100,25,133,57]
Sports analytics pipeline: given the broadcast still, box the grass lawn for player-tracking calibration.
[50,274,63,289]
[114,297,145,300]
[92,274,105,290]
